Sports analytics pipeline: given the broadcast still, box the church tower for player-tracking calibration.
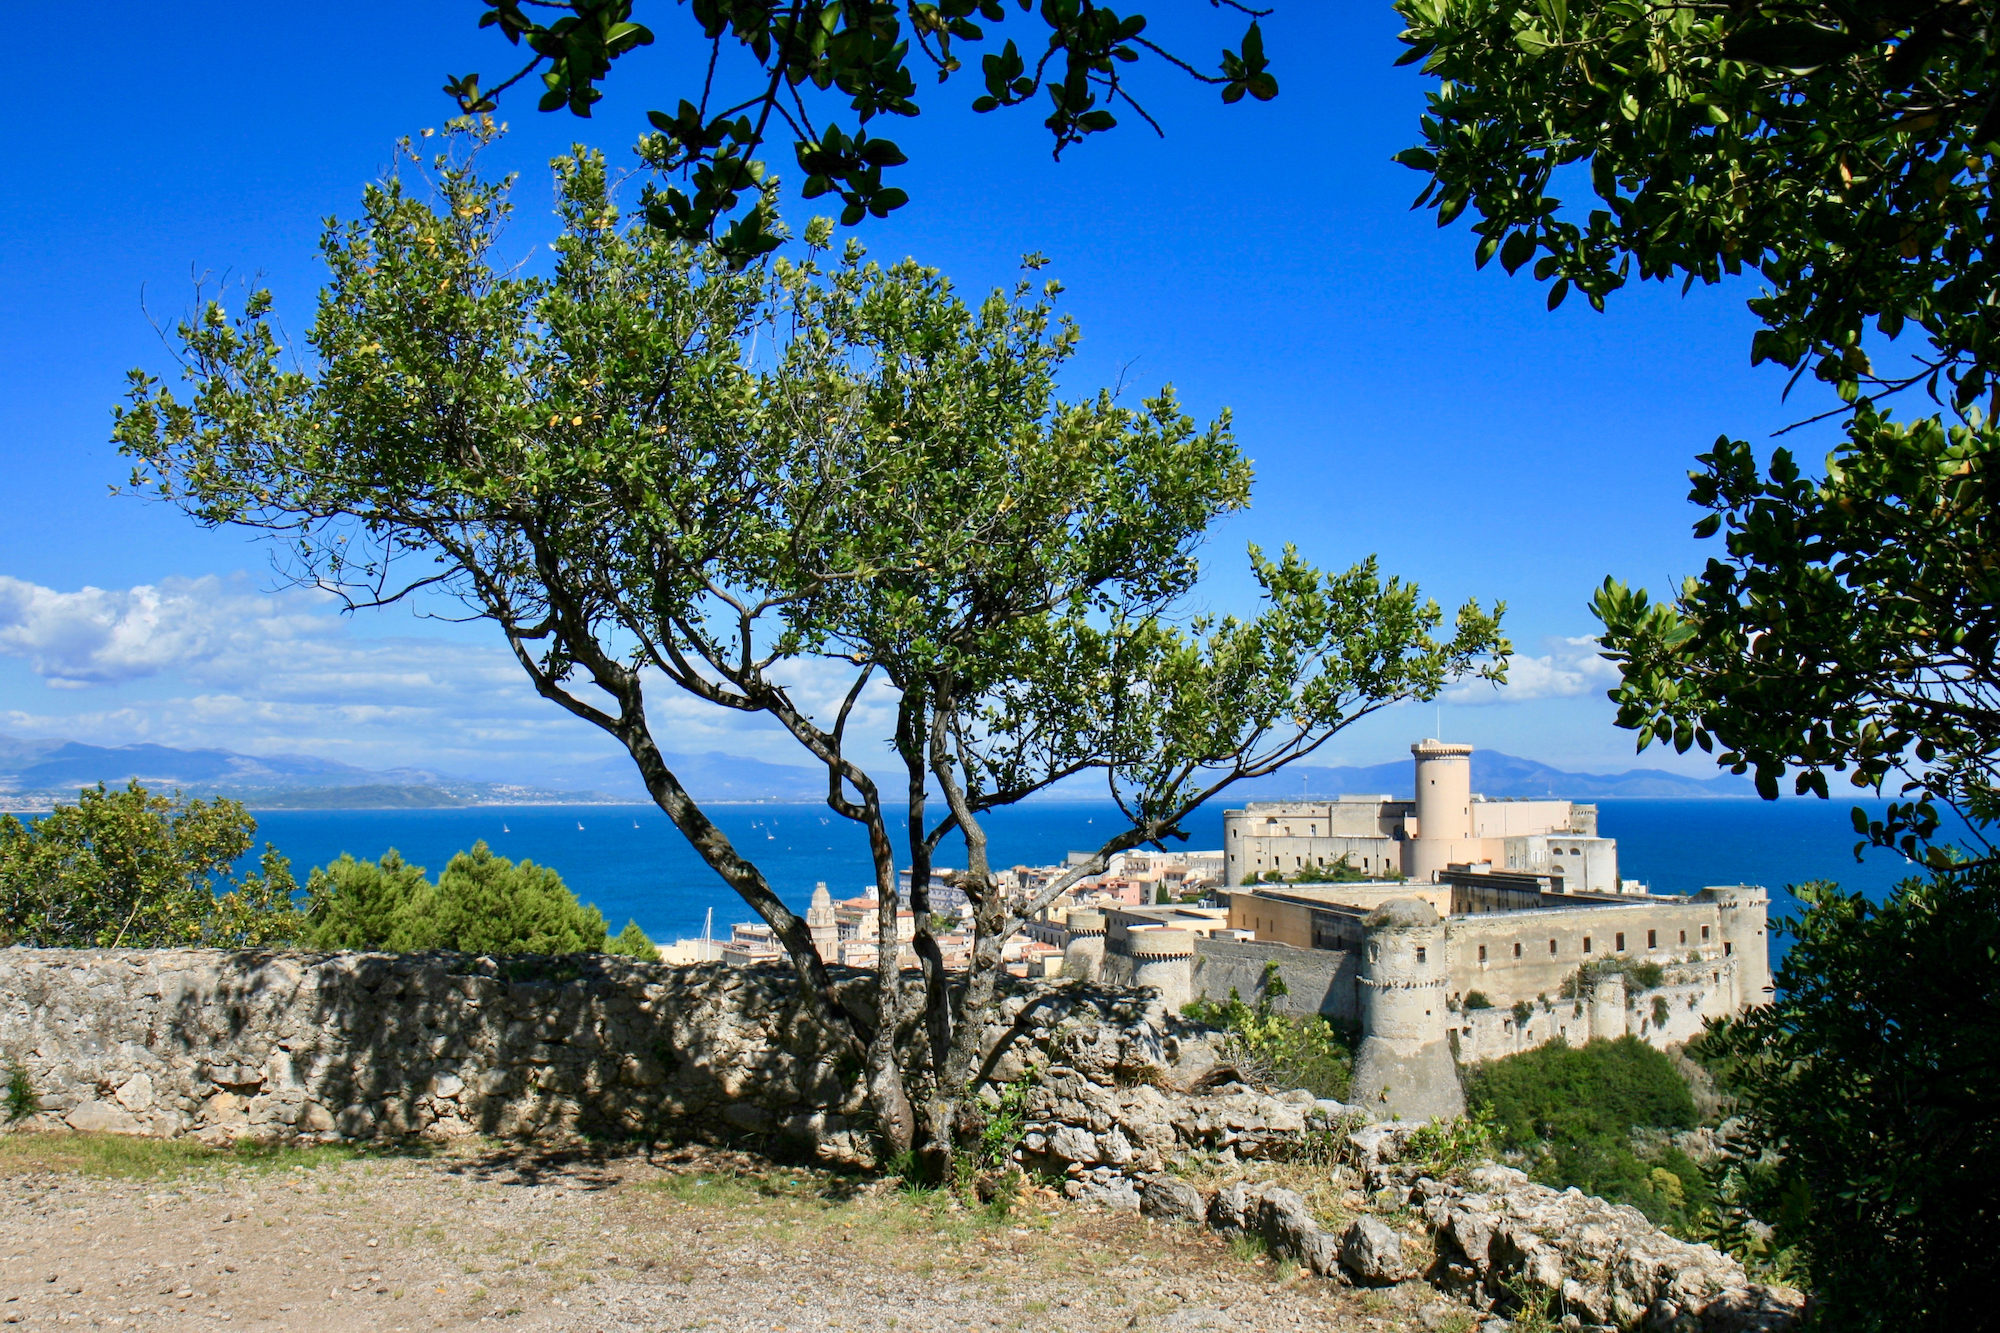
[806,882,838,963]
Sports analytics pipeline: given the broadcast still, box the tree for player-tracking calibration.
[304,849,430,949]
[607,918,659,957]
[1696,869,2000,1330]
[112,125,1505,1165]
[1592,408,1999,858]
[445,1,1280,262]
[0,782,301,948]
[1394,0,2000,850]
[305,843,614,954]
[1393,0,2000,412]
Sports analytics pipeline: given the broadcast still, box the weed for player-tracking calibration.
[1403,1113,1495,1176]
[1226,1232,1268,1263]
[1500,1273,1561,1333]
[0,1132,384,1179]
[4,1066,32,1122]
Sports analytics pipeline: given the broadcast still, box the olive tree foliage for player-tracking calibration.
[112,125,1506,1160]
[445,1,1281,263]
[1394,0,2000,857]
[0,782,302,949]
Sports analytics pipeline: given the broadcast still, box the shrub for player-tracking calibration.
[605,919,657,959]
[1695,870,2000,1330]
[1511,999,1533,1025]
[1463,990,1494,1010]
[304,841,609,955]
[1466,1036,1702,1227]
[1184,964,1354,1100]
[0,782,301,948]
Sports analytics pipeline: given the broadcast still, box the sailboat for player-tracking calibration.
[576,820,585,832]
[501,822,510,834]
[632,819,640,829]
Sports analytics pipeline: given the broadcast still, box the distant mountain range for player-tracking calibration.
[1220,749,1755,801]
[0,731,1752,810]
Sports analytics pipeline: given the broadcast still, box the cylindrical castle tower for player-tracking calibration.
[1061,910,1107,982]
[1404,739,1476,883]
[1588,971,1629,1041]
[1707,884,1773,1010]
[1350,897,1465,1121]
[1126,929,1195,1011]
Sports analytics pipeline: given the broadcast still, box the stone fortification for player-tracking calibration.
[0,948,1215,1163]
[1349,897,1465,1121]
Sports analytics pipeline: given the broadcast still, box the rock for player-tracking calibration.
[1418,1168,1804,1331]
[113,1072,154,1111]
[65,1100,143,1134]
[1339,1216,1409,1285]
[1137,1175,1207,1226]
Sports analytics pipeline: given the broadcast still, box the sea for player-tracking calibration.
[240,797,1932,947]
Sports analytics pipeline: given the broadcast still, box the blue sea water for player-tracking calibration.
[241,796,1928,947]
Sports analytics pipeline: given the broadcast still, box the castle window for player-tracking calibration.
[1514,942,1522,959]
[1583,936,1593,953]
[1679,930,1686,944]
[1548,939,1556,955]
[1648,930,1657,949]
[1615,932,1626,951]
[1702,925,1710,942]
[1724,942,1733,956]
[1478,945,1487,963]
[1415,946,1427,963]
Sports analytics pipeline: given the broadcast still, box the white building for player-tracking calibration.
[1222,739,1627,895]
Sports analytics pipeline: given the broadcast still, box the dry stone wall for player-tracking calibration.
[0,948,1216,1166]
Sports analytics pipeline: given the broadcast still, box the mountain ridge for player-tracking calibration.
[0,732,1751,809]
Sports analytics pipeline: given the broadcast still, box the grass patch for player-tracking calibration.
[0,1130,415,1179]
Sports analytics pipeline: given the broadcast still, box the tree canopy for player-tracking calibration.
[1394,0,2000,855]
[305,844,613,954]
[446,1,1280,262]
[0,783,301,949]
[1394,0,2000,410]
[112,124,1505,1162]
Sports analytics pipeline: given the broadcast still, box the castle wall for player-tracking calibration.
[1439,900,1735,1009]
[1453,972,1728,1063]
[1189,937,1363,1024]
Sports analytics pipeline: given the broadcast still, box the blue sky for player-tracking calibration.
[0,3,1837,786]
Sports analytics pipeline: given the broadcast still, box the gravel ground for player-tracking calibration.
[0,1135,1469,1332]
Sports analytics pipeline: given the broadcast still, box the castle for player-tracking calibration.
[1068,739,1772,1121]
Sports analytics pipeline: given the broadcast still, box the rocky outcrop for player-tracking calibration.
[1417,1165,1803,1332]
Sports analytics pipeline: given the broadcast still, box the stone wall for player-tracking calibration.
[1190,937,1360,1023]
[0,948,1216,1164]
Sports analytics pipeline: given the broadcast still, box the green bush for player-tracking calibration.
[0,782,301,948]
[304,850,428,949]
[1463,990,1494,1010]
[303,841,609,955]
[1694,870,2000,1330]
[1183,965,1354,1101]
[1466,1036,1703,1227]
[605,919,657,959]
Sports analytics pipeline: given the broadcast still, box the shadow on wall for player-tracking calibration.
[0,949,1209,1166]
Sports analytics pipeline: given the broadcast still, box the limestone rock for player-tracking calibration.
[64,1100,141,1135]
[1339,1216,1409,1285]
[1420,1164,1803,1331]
[1137,1175,1207,1226]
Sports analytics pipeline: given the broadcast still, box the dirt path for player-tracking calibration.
[0,1135,1472,1332]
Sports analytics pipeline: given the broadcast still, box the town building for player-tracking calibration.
[1223,739,1631,895]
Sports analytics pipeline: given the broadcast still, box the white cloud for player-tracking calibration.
[0,574,335,687]
[1444,635,1622,706]
[0,572,901,782]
